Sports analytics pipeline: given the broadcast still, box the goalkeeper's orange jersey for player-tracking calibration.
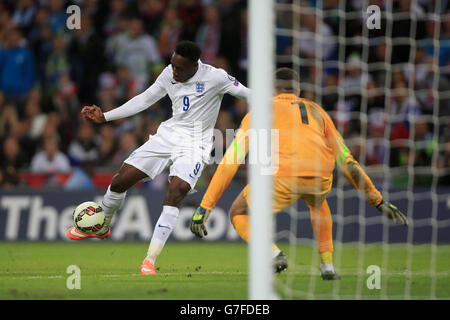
[268,93,338,177]
[200,93,382,210]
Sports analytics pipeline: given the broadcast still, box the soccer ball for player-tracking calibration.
[73,201,105,235]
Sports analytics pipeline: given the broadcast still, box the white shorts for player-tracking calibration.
[123,131,207,191]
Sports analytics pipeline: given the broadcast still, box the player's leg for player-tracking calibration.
[142,157,205,274]
[303,195,339,280]
[67,163,148,240]
[144,176,191,269]
[229,187,288,272]
[100,163,149,231]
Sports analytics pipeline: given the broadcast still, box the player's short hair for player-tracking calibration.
[275,67,300,92]
[174,41,201,63]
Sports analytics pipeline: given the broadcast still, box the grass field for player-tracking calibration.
[0,242,449,300]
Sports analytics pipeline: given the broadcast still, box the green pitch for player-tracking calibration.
[0,242,449,300]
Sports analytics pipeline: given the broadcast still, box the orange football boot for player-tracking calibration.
[140,259,157,275]
[66,227,111,240]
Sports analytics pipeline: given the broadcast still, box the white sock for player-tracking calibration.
[100,185,126,233]
[145,205,179,264]
[320,263,335,274]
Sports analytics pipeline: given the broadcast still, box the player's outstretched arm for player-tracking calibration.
[339,153,408,226]
[324,113,408,226]
[101,67,169,122]
[190,115,250,238]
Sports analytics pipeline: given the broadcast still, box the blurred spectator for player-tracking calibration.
[67,120,99,166]
[366,78,385,112]
[0,101,19,138]
[218,0,243,75]
[96,124,117,167]
[112,132,138,166]
[237,7,248,78]
[105,14,130,60]
[368,42,390,89]
[31,136,71,174]
[24,97,47,140]
[113,17,163,89]
[48,0,67,35]
[229,98,247,124]
[196,5,221,65]
[64,160,96,190]
[53,73,79,120]
[424,16,450,68]
[390,79,422,136]
[136,0,167,36]
[0,136,27,188]
[45,35,70,99]
[30,23,53,91]
[342,53,372,93]
[134,113,160,144]
[437,140,450,185]
[68,13,105,103]
[104,0,128,36]
[366,109,387,166]
[11,0,36,35]
[158,6,182,64]
[413,119,436,184]
[37,115,62,150]
[176,0,204,41]
[322,71,339,111]
[391,0,427,64]
[0,28,36,105]
[298,9,337,61]
[114,66,140,104]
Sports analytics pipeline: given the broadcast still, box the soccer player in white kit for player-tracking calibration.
[66,41,250,274]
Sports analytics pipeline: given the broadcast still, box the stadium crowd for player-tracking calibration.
[0,0,449,190]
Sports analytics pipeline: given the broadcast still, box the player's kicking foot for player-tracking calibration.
[66,227,111,240]
[273,251,288,273]
[140,259,157,275]
[321,270,341,280]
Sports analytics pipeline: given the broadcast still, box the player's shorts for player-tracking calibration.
[243,176,333,212]
[123,132,206,191]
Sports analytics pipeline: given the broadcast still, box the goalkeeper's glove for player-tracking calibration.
[190,206,211,238]
[376,200,409,226]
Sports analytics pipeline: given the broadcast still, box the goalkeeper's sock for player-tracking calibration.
[320,263,335,274]
[320,251,335,273]
[146,205,179,264]
[320,251,333,265]
[99,185,127,233]
[231,214,281,258]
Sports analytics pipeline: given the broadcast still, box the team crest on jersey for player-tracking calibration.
[196,82,205,93]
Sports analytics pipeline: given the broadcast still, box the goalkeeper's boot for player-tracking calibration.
[140,259,157,275]
[321,270,341,280]
[273,251,288,273]
[66,227,111,240]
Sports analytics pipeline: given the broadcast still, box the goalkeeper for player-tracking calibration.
[190,68,408,279]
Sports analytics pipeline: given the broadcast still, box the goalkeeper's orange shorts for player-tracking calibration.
[242,176,333,213]
[242,176,334,253]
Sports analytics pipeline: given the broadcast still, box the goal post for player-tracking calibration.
[248,0,276,300]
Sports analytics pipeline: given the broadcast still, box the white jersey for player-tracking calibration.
[104,61,250,160]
